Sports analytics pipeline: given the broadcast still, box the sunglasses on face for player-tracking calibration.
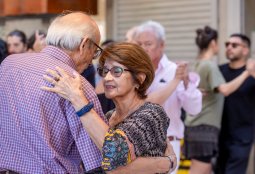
[87,38,103,59]
[225,42,244,49]
[97,66,131,77]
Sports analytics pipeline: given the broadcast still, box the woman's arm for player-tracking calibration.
[42,67,108,149]
[107,157,170,174]
[41,67,176,173]
[107,139,177,174]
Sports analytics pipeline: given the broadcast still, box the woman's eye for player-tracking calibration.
[114,68,122,73]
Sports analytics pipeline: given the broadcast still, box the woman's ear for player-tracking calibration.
[137,73,146,85]
[210,40,218,53]
[210,40,216,47]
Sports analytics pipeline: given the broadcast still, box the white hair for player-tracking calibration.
[125,26,138,42]
[46,12,97,51]
[135,20,166,42]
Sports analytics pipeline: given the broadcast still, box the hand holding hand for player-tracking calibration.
[175,61,189,89]
[199,88,209,97]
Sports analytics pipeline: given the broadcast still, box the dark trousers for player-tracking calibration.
[84,167,105,174]
[216,141,252,174]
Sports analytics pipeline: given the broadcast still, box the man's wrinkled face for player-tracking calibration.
[7,35,27,54]
[135,30,164,66]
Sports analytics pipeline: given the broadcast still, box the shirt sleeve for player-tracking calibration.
[208,63,226,90]
[101,129,135,171]
[176,72,202,116]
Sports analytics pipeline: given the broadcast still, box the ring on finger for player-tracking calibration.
[54,77,60,82]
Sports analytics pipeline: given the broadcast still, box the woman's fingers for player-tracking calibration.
[40,86,57,92]
[55,66,69,79]
[72,70,80,78]
[43,74,58,85]
[41,67,85,104]
[46,68,61,81]
[55,67,81,87]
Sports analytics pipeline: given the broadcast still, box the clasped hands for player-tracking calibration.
[175,61,189,89]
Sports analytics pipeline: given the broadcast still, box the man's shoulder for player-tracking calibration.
[219,62,229,68]
[219,62,229,71]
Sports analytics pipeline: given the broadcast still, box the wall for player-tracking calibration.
[0,0,106,43]
[107,0,218,62]
[0,16,51,40]
[245,0,255,59]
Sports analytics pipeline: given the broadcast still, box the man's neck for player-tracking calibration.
[229,58,246,69]
[152,55,163,70]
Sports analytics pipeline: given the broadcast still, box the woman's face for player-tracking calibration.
[101,59,136,100]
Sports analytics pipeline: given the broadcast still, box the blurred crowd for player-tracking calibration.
[0,11,254,174]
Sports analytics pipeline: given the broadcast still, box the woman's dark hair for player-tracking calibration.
[195,26,218,51]
[0,39,8,64]
[7,29,27,45]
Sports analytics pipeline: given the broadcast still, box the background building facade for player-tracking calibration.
[0,0,254,173]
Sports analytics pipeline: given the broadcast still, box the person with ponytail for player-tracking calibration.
[184,26,250,174]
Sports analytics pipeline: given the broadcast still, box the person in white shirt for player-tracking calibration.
[134,20,202,174]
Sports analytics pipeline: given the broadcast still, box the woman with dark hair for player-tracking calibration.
[7,29,27,54]
[184,26,250,174]
[42,42,179,173]
[0,38,8,64]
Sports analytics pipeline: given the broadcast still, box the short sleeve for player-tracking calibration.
[208,63,226,90]
[101,129,135,171]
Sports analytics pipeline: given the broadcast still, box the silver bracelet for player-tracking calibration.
[165,154,175,172]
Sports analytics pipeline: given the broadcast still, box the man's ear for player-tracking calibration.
[159,40,165,52]
[243,47,250,57]
[79,37,88,55]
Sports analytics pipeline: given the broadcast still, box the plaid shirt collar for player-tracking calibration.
[41,45,77,70]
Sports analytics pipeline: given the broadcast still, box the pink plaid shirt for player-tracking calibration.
[147,55,202,139]
[0,46,106,173]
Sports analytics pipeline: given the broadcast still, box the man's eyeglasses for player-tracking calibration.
[225,42,244,49]
[97,66,131,77]
[87,38,103,59]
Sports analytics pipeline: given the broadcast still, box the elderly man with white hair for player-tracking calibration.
[134,20,202,174]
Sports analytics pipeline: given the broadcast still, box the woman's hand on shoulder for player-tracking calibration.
[41,66,85,104]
